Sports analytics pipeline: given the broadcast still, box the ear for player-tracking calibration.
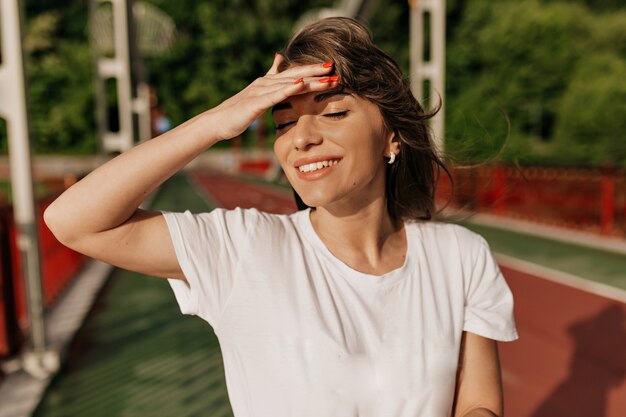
[385,130,400,157]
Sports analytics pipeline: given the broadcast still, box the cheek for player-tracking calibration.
[345,148,383,186]
[351,129,387,165]
[273,136,289,167]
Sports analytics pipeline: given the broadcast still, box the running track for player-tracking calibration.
[190,171,626,417]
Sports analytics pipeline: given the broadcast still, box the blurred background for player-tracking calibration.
[0,0,625,417]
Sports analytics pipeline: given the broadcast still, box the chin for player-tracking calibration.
[294,188,334,209]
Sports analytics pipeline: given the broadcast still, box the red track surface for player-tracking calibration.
[190,171,297,213]
[500,267,626,417]
[190,171,626,417]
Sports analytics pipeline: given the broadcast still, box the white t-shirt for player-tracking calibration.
[164,208,518,417]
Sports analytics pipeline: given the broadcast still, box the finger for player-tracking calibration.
[276,61,334,79]
[266,53,284,75]
[255,76,341,110]
[289,76,341,95]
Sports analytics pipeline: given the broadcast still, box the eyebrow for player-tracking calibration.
[271,91,351,114]
[271,102,292,114]
[314,91,351,103]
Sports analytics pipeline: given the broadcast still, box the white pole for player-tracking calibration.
[93,0,135,152]
[130,2,151,142]
[409,0,446,155]
[113,0,134,151]
[134,81,152,141]
[0,0,58,378]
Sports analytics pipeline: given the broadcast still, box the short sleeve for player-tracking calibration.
[162,207,254,327]
[463,236,518,342]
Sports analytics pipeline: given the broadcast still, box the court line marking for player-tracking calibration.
[468,213,626,256]
[495,253,626,304]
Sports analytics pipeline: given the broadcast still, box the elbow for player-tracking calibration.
[43,202,76,248]
[43,203,59,236]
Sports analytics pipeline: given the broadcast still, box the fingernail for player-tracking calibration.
[322,61,333,68]
[274,52,280,58]
[319,75,339,83]
[294,77,304,85]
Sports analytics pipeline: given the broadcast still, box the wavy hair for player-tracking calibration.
[280,17,449,221]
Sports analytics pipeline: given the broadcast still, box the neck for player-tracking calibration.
[310,196,406,275]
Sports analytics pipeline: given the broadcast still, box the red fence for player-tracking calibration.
[436,165,626,238]
[0,195,85,357]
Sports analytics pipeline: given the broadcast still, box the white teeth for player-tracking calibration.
[298,159,339,173]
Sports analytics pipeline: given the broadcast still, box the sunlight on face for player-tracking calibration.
[273,91,392,210]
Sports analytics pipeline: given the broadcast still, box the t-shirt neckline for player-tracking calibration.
[296,208,415,288]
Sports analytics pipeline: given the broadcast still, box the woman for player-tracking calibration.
[45,17,517,417]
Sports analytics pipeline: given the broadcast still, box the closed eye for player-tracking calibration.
[275,121,295,130]
[275,111,349,131]
[323,111,349,120]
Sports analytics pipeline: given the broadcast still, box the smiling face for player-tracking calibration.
[273,91,394,211]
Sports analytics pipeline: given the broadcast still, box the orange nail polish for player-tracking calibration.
[322,61,333,68]
[294,77,304,85]
[319,75,339,83]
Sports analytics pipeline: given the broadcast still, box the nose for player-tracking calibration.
[291,116,322,151]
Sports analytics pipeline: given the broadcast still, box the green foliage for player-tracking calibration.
[2,0,333,154]
[588,11,626,58]
[553,54,626,166]
[27,18,97,153]
[445,0,626,166]
[367,2,410,75]
[0,2,96,154]
[545,0,626,12]
[145,0,333,125]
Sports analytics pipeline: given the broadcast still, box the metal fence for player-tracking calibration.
[0,195,85,357]
[437,165,626,238]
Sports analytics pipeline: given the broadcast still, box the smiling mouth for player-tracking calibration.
[297,159,340,173]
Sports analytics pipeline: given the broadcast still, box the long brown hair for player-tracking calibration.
[280,17,449,221]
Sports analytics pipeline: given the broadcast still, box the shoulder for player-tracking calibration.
[162,208,305,258]
[407,221,492,271]
[214,207,303,238]
[162,207,300,240]
[409,220,487,249]
[166,207,293,226]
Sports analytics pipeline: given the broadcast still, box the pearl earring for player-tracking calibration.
[388,152,396,165]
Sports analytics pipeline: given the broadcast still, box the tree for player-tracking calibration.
[1,0,335,154]
[553,54,626,166]
[26,11,96,153]
[144,0,333,125]
[444,0,605,165]
[0,1,96,154]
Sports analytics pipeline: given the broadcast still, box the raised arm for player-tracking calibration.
[44,56,337,281]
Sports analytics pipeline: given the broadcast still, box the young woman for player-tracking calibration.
[45,17,517,417]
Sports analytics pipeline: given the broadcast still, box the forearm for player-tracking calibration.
[45,111,220,242]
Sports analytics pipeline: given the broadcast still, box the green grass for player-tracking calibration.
[34,174,234,417]
[459,221,626,291]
